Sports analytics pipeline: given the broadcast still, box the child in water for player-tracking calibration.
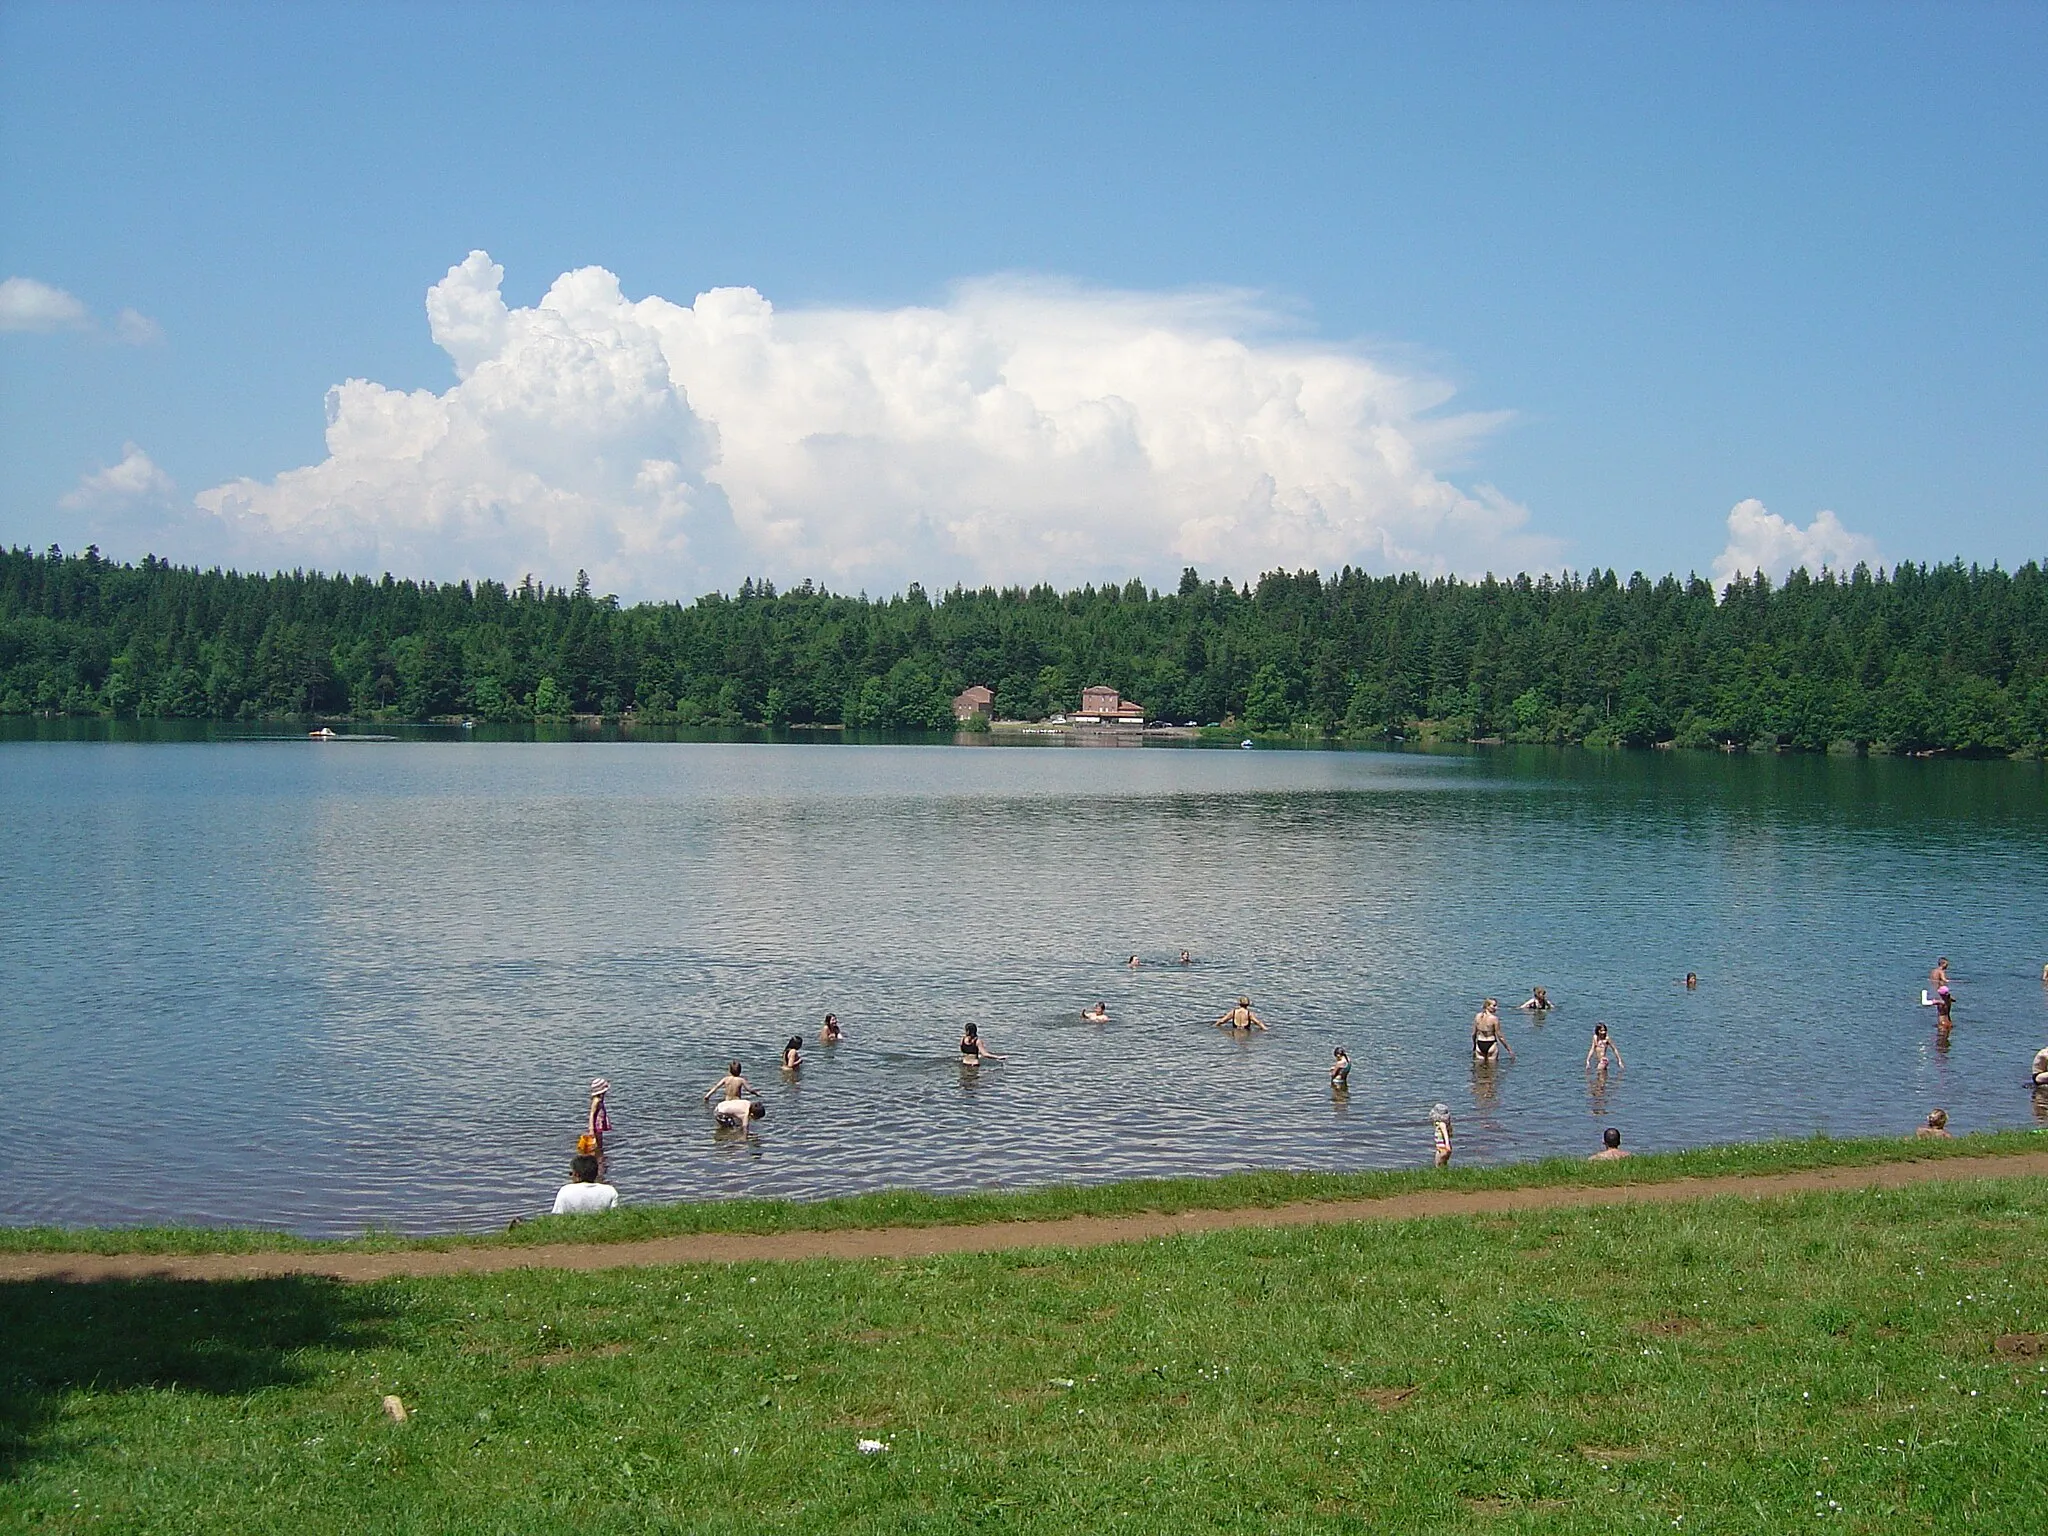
[1585,1023,1624,1072]
[1330,1047,1351,1090]
[1430,1103,1453,1167]
[586,1077,612,1171]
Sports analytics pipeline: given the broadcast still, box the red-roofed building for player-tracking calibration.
[1074,685,1145,724]
[952,684,995,721]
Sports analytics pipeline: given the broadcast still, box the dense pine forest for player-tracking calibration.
[3,544,2046,752]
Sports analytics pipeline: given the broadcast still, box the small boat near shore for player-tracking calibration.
[308,728,397,741]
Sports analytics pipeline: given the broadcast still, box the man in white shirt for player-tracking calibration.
[551,1153,619,1215]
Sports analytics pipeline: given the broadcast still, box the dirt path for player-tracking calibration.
[8,1149,2047,1285]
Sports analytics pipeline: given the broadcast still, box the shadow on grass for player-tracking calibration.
[0,1276,392,1481]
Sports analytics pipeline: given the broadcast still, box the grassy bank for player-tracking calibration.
[2,1129,2043,1256]
[4,1174,2046,1532]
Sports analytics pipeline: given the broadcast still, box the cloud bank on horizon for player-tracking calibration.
[158,251,1554,599]
[1711,499,1881,588]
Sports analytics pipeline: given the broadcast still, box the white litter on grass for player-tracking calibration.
[858,1439,889,1454]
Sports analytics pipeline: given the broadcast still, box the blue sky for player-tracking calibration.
[2,1,2042,598]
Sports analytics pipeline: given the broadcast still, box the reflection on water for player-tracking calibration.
[1,738,2045,1237]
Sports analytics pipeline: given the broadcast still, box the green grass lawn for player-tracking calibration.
[4,1129,2044,1255]
[5,1176,2047,1533]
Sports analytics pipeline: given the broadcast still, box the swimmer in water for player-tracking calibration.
[1684,972,1699,990]
[820,1013,844,1043]
[1584,1022,1624,1072]
[1127,954,1142,969]
[1082,1001,1109,1022]
[703,1061,752,1105]
[1330,1047,1351,1090]
[1215,995,1268,1031]
[1516,986,1553,1014]
[1430,1102,1454,1167]
[781,1036,803,1072]
[1179,950,1193,965]
[1916,1108,1952,1140]
[2032,1046,2048,1088]
[1472,999,1513,1062]
[960,1023,1006,1065]
[1930,956,1950,988]
[713,1098,766,1130]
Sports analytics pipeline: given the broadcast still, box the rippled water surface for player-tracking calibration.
[3,734,2046,1236]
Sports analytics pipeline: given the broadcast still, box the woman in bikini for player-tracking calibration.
[780,1035,804,1072]
[1330,1047,1351,1090]
[1584,1022,1624,1072]
[820,1013,844,1043]
[1215,996,1268,1031]
[960,1023,1006,1065]
[1472,999,1512,1062]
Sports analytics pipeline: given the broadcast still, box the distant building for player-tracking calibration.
[952,684,995,721]
[1074,684,1146,724]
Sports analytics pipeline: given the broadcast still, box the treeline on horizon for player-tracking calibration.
[4,543,2047,753]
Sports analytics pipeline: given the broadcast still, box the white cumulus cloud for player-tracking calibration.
[62,443,176,509]
[113,307,164,345]
[193,251,1553,598]
[0,276,91,332]
[0,276,161,343]
[1711,499,1880,588]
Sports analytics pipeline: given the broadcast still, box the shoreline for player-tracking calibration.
[4,1129,2041,1267]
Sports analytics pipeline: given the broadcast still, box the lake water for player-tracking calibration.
[3,730,2045,1237]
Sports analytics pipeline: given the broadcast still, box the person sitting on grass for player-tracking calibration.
[1916,1108,1952,1139]
[1590,1126,1629,1161]
[551,1152,618,1215]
